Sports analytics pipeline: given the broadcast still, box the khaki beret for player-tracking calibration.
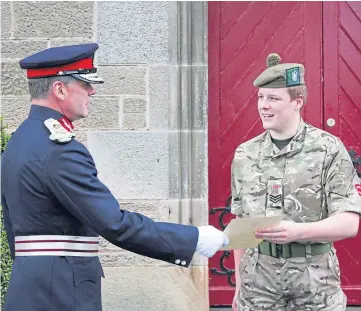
[253,53,305,88]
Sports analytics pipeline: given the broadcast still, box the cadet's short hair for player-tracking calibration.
[288,84,308,105]
[28,76,77,100]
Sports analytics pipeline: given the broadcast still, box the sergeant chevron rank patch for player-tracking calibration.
[267,180,283,208]
[269,194,282,203]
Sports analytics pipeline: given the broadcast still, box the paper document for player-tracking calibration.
[220,215,283,250]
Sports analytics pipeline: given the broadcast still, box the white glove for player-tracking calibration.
[195,225,230,258]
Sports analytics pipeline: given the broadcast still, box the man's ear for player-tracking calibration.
[52,81,67,101]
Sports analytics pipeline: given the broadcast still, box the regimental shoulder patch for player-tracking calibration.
[44,118,75,144]
[286,67,301,87]
[355,184,361,196]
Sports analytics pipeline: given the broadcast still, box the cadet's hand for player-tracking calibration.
[196,225,229,257]
[254,221,303,244]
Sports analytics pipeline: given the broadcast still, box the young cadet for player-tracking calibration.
[231,53,361,311]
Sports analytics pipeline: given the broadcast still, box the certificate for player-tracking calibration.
[220,215,283,250]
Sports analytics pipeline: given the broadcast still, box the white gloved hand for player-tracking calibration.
[195,225,230,258]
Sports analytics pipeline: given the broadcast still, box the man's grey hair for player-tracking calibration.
[28,75,78,100]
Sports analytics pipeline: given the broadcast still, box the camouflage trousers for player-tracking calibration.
[236,247,347,311]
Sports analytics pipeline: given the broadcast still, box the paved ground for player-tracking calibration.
[210,307,361,311]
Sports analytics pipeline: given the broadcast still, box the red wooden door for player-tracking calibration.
[208,1,361,306]
[323,2,361,305]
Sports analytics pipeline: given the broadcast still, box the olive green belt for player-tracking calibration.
[258,241,331,258]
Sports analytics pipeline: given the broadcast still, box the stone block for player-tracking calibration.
[96,66,146,96]
[99,241,122,253]
[123,97,146,113]
[123,113,146,130]
[189,131,207,198]
[87,132,169,199]
[168,65,189,130]
[1,63,29,96]
[13,2,93,38]
[169,65,207,130]
[168,131,206,199]
[72,96,120,130]
[189,199,208,227]
[168,199,208,227]
[1,40,47,60]
[191,66,208,130]
[188,266,209,310]
[99,237,110,249]
[1,97,30,129]
[168,132,181,199]
[149,66,169,129]
[74,131,88,147]
[169,2,208,65]
[97,2,168,64]
[101,266,208,311]
[49,38,94,48]
[1,2,11,39]
[99,251,161,267]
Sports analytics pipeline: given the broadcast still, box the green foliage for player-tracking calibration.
[1,117,10,153]
[1,117,12,309]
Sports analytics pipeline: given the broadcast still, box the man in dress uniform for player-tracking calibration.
[1,43,229,311]
[231,53,361,310]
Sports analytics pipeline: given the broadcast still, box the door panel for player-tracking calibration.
[208,1,323,305]
[323,2,361,305]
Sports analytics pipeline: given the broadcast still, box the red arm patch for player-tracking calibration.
[355,184,361,196]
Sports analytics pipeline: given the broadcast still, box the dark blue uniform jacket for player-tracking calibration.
[1,105,198,311]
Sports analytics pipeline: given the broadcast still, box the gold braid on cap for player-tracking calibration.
[267,53,281,67]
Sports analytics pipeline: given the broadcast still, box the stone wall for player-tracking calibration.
[1,2,209,310]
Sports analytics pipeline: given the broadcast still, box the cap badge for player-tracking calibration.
[44,118,75,144]
[286,67,300,87]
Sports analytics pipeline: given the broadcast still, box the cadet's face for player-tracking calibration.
[257,88,300,137]
[63,80,96,121]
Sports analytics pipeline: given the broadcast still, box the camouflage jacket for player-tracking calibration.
[230,118,361,228]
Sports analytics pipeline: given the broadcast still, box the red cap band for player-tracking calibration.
[26,58,94,78]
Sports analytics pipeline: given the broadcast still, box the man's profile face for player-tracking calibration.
[60,80,96,121]
[257,87,300,135]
